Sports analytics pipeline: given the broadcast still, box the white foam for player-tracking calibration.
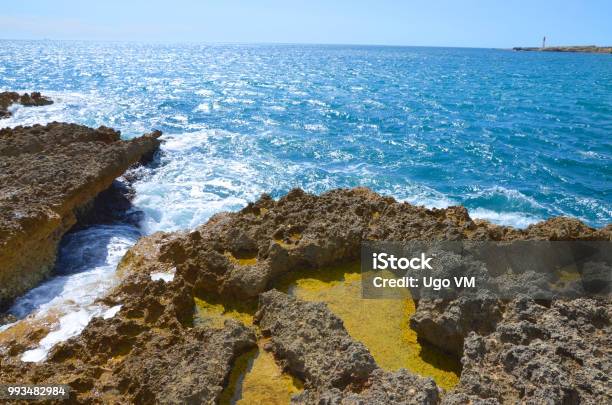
[21,308,97,362]
[469,208,541,229]
[0,91,150,138]
[151,271,175,282]
[20,304,120,363]
[465,186,546,211]
[8,225,138,319]
[194,102,211,113]
[132,129,282,233]
[3,225,138,362]
[103,305,122,319]
[393,183,458,210]
[304,123,328,132]
[195,89,215,97]
[0,321,17,333]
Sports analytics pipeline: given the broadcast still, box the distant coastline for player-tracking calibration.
[513,45,612,54]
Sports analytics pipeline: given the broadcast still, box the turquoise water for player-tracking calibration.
[1,41,611,229]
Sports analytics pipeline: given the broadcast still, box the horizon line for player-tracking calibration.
[2,37,609,49]
[0,37,538,49]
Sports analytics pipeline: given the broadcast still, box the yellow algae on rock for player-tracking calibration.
[194,294,302,404]
[224,251,258,266]
[194,296,255,328]
[273,232,302,249]
[277,262,460,390]
[223,340,303,405]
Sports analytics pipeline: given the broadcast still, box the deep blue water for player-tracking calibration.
[1,41,611,230]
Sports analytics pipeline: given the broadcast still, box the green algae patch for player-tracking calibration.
[220,341,303,405]
[277,262,460,390]
[194,295,256,328]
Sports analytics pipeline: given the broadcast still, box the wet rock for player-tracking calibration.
[0,239,257,403]
[0,312,16,326]
[0,122,161,311]
[73,178,144,229]
[0,91,53,118]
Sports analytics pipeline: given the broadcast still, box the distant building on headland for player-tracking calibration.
[513,44,612,54]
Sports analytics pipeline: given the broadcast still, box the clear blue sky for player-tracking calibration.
[1,0,611,47]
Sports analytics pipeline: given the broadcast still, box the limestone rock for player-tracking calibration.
[294,369,440,405]
[0,122,161,310]
[0,187,609,403]
[445,297,611,404]
[256,289,377,389]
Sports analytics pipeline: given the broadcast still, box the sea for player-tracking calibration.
[1,41,610,359]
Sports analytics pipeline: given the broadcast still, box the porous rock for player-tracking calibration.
[256,290,440,404]
[0,187,609,403]
[255,289,377,389]
[0,122,161,310]
[444,297,611,404]
[293,369,440,405]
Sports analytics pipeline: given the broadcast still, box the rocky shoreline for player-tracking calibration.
[513,46,612,54]
[0,180,609,403]
[0,122,161,311]
[0,92,53,119]
[0,101,610,403]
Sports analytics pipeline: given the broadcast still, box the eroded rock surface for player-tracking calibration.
[0,187,609,403]
[294,369,441,405]
[0,122,161,310]
[0,229,257,404]
[0,91,53,118]
[256,289,377,389]
[256,290,440,405]
[444,297,611,404]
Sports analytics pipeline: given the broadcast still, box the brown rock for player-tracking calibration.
[294,369,440,405]
[0,187,609,403]
[0,91,53,118]
[444,297,612,404]
[255,289,377,389]
[0,122,161,310]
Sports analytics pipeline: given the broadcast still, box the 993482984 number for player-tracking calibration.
[0,384,70,400]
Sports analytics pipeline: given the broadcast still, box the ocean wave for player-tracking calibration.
[469,208,541,229]
[132,130,273,233]
[463,186,546,212]
[4,224,138,361]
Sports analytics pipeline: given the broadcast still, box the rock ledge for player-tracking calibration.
[0,122,161,310]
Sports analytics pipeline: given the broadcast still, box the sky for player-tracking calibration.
[1,0,611,48]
